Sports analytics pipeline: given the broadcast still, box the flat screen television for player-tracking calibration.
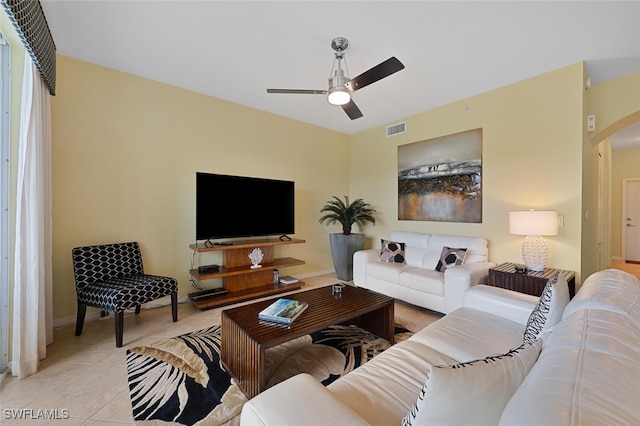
[196,172,295,241]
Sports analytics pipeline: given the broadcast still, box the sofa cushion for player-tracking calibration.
[240,373,369,426]
[328,340,457,426]
[409,307,527,362]
[523,272,569,344]
[562,268,640,327]
[366,260,409,283]
[500,308,640,425]
[402,339,542,426]
[428,234,488,264]
[390,231,431,249]
[388,232,488,269]
[435,246,467,272]
[403,246,441,269]
[463,285,538,326]
[399,268,446,296]
[379,239,406,263]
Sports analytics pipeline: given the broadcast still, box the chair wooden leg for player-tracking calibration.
[171,292,178,322]
[115,311,124,347]
[75,303,87,336]
[135,305,141,315]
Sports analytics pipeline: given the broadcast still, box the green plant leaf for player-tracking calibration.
[319,195,376,235]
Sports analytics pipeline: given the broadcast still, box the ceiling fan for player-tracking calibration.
[266,37,405,120]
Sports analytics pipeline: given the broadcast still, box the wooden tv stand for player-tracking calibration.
[188,237,305,310]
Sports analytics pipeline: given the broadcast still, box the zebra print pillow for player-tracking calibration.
[523,272,570,344]
[401,340,543,426]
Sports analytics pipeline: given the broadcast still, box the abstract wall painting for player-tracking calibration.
[398,129,482,223]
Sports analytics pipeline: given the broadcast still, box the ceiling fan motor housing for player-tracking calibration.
[329,67,349,90]
[331,37,349,52]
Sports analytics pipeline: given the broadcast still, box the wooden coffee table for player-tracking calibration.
[221,285,394,398]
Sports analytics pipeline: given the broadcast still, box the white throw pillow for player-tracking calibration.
[401,339,543,426]
[523,272,570,344]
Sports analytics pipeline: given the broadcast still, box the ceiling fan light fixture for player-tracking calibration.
[327,87,350,105]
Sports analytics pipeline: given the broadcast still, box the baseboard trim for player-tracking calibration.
[52,270,336,327]
[52,294,190,328]
[53,311,100,329]
[297,269,335,279]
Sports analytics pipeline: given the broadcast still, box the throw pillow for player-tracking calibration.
[401,339,543,426]
[378,239,406,263]
[435,246,467,272]
[523,272,570,344]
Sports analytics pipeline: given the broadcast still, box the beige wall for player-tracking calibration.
[611,146,640,259]
[43,57,640,323]
[349,64,585,280]
[51,55,349,321]
[587,72,640,265]
[589,72,640,142]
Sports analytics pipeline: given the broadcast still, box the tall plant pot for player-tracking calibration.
[329,233,365,281]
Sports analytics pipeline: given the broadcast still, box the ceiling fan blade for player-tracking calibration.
[345,57,405,92]
[341,99,363,120]
[267,89,326,95]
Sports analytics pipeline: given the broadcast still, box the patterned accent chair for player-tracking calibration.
[72,242,178,347]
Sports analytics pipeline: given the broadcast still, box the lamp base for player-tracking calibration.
[521,235,548,272]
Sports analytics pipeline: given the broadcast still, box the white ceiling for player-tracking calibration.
[40,1,640,147]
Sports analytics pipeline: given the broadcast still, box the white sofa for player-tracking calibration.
[240,268,640,425]
[353,231,496,314]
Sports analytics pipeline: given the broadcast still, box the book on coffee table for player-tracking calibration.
[258,298,308,325]
[279,276,299,285]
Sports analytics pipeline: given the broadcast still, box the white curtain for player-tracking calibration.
[11,54,53,379]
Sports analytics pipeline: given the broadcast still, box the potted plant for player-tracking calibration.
[319,195,376,281]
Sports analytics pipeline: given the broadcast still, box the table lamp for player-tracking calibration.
[509,210,558,272]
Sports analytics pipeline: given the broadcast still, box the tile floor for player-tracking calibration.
[0,273,441,425]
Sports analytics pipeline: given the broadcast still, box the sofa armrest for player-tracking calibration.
[463,284,538,325]
[353,249,378,287]
[240,373,368,426]
[443,261,496,313]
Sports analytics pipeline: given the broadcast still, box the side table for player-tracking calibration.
[488,262,576,298]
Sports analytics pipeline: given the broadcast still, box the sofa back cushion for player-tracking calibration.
[389,231,489,269]
[562,268,640,327]
[390,231,433,268]
[500,309,640,425]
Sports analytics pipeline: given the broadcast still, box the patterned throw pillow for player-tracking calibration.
[523,272,570,344]
[435,246,467,272]
[401,339,543,426]
[378,239,406,263]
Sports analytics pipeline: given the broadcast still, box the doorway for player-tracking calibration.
[623,178,640,263]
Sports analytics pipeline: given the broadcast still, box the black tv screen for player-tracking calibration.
[196,172,295,241]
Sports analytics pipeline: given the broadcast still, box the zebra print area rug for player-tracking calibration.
[126,324,411,425]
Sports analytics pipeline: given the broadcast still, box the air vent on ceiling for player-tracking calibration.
[386,122,406,137]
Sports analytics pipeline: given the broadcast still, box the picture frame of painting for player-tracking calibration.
[398,128,482,223]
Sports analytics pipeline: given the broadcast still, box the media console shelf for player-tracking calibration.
[188,237,305,310]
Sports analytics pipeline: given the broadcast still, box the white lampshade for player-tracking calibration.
[509,210,558,236]
[327,87,351,105]
[509,210,558,272]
